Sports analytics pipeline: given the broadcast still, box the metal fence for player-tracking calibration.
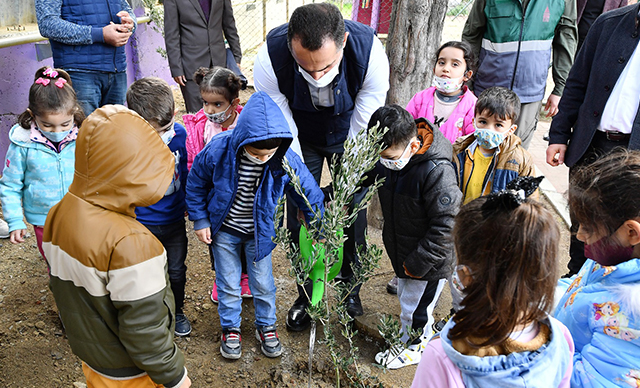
[232,0,356,83]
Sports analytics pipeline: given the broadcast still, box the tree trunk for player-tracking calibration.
[385,0,449,105]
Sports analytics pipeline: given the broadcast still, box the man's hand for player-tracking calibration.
[173,75,187,86]
[546,144,567,166]
[103,23,132,47]
[9,229,27,244]
[195,228,212,244]
[545,94,561,117]
[116,11,134,32]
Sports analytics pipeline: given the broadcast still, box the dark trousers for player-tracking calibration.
[144,219,188,313]
[288,140,367,300]
[567,131,630,275]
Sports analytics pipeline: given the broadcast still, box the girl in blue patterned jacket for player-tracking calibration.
[555,150,640,387]
[0,67,84,260]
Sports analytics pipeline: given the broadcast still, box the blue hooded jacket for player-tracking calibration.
[555,259,640,388]
[439,317,573,388]
[186,91,324,261]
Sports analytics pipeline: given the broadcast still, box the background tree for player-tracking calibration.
[386,0,449,105]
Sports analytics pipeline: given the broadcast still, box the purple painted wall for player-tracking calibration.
[0,18,173,163]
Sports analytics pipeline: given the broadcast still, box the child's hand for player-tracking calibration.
[9,229,27,244]
[178,376,192,388]
[195,228,212,244]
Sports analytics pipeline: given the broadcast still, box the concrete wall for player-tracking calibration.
[0,0,36,26]
[0,15,173,162]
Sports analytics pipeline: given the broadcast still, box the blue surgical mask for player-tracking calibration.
[41,129,71,143]
[473,122,511,150]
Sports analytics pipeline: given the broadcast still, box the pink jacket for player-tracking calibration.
[411,319,574,388]
[406,86,477,144]
[183,105,243,170]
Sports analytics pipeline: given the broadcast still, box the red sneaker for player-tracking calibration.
[210,280,219,304]
[241,273,252,298]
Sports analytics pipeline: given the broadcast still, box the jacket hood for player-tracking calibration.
[440,317,571,388]
[229,91,292,160]
[68,105,175,217]
[412,118,453,163]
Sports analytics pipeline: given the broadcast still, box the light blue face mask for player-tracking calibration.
[41,129,71,143]
[473,121,513,150]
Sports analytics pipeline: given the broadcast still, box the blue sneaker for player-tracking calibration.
[174,313,191,337]
[255,325,282,358]
[221,328,242,360]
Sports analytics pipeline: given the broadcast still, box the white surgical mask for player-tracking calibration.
[379,141,414,171]
[160,128,175,145]
[432,75,464,94]
[451,264,472,300]
[299,63,340,89]
[205,103,233,124]
[244,149,274,165]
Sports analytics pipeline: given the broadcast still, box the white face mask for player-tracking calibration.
[244,149,274,165]
[299,62,341,89]
[432,74,465,94]
[379,141,414,171]
[160,128,175,145]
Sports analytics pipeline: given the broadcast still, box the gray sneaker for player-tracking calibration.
[0,219,8,239]
[220,328,242,360]
[255,325,282,358]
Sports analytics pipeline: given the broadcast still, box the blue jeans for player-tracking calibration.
[67,70,127,117]
[211,230,277,329]
[143,219,188,313]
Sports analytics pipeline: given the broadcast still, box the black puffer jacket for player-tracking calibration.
[372,119,462,281]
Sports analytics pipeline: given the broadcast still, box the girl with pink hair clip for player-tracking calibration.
[0,66,84,264]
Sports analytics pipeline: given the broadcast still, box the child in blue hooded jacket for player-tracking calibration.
[186,91,324,361]
[555,150,640,387]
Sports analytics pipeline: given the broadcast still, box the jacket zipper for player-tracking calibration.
[105,0,118,71]
[510,0,527,90]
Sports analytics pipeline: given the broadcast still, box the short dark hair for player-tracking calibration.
[475,86,521,123]
[126,77,175,128]
[193,66,243,103]
[249,138,283,150]
[434,41,477,75]
[18,66,85,129]
[368,105,417,150]
[449,197,559,347]
[570,149,640,237]
[287,3,345,51]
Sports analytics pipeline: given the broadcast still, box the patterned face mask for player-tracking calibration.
[432,74,464,94]
[473,121,513,149]
[379,141,413,171]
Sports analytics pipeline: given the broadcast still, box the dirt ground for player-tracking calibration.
[0,84,571,387]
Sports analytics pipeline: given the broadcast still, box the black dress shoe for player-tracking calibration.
[286,297,311,331]
[345,294,363,317]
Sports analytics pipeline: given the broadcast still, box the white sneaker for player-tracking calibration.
[375,341,425,369]
[0,219,8,239]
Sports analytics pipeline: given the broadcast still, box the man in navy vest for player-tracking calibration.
[254,3,389,331]
[36,0,136,116]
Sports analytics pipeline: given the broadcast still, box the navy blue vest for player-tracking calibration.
[51,0,127,72]
[266,20,374,147]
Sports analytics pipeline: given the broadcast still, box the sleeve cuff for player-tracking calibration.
[91,27,104,43]
[194,218,211,231]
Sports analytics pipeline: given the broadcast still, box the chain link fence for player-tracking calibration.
[232,0,353,83]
